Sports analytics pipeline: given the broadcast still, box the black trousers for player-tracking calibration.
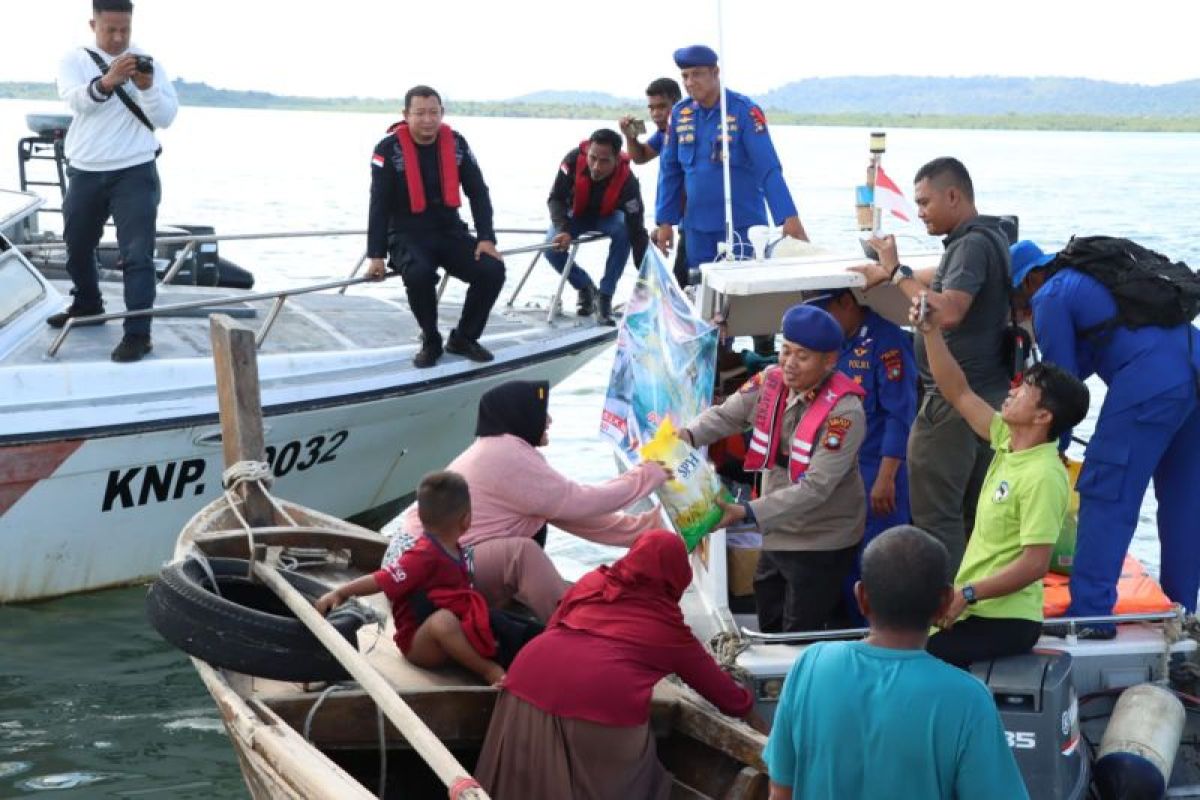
[927,615,1043,669]
[753,546,858,633]
[389,227,505,343]
[63,161,160,335]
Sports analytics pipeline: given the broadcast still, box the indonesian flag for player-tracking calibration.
[875,164,917,222]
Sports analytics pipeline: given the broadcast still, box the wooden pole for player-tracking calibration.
[209,314,275,527]
[251,561,490,799]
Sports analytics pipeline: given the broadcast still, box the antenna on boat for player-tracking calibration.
[716,0,735,261]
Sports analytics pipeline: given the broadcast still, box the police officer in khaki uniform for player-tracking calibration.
[681,305,867,632]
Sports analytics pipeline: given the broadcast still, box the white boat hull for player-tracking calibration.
[0,342,603,601]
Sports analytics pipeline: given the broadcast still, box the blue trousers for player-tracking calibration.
[683,226,752,270]
[1069,378,1200,616]
[63,161,160,335]
[544,212,630,296]
[842,455,912,625]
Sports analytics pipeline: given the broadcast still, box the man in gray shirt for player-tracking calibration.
[852,157,1011,574]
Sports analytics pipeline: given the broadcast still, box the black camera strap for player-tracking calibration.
[83,48,157,134]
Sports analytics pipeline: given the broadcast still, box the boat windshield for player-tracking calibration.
[0,249,46,328]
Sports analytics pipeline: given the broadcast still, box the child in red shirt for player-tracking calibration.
[316,470,506,685]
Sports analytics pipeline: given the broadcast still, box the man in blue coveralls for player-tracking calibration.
[809,289,918,624]
[652,45,808,296]
[1010,240,1200,633]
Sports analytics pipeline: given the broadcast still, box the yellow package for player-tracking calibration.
[639,419,728,551]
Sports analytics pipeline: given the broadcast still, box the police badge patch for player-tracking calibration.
[823,416,852,450]
[749,106,768,133]
[881,348,904,382]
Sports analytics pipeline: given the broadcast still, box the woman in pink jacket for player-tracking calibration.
[390,380,668,621]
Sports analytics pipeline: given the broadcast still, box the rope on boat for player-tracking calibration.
[219,460,299,565]
[303,682,389,798]
[709,631,755,693]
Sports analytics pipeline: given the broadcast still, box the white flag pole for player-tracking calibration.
[716,0,735,260]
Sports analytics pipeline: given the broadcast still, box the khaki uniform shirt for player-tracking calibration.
[685,382,866,552]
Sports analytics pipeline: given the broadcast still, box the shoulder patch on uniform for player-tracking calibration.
[881,348,904,382]
[749,106,768,133]
[738,371,766,394]
[371,153,385,168]
[560,161,571,175]
[823,416,852,450]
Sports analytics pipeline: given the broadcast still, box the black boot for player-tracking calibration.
[576,285,596,317]
[446,330,495,363]
[595,292,616,326]
[413,333,443,369]
[110,333,152,363]
[47,297,106,328]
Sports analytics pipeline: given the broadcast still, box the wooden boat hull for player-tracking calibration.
[171,498,771,800]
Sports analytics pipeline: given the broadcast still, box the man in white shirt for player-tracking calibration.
[53,0,178,362]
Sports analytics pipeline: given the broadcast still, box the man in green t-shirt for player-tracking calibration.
[913,292,1089,668]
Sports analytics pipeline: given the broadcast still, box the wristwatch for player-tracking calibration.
[962,584,979,605]
[890,263,914,285]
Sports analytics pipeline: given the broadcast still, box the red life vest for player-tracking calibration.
[572,140,631,218]
[392,122,461,214]
[742,367,865,482]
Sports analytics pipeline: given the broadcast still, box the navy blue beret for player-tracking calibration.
[781,304,843,352]
[673,45,719,68]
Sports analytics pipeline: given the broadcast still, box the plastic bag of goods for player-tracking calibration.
[639,418,730,551]
[1049,458,1083,575]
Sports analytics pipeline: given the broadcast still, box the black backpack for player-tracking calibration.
[1050,236,1200,333]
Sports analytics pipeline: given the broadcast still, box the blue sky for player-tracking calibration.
[5,0,1198,101]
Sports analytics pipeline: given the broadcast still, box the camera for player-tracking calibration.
[134,55,154,74]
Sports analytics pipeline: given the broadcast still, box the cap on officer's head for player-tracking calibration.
[781,304,843,353]
[673,45,719,69]
[1009,240,1056,288]
[802,288,852,309]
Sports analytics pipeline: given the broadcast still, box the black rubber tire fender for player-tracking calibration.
[146,556,369,682]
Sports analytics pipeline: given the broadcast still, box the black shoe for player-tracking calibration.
[110,333,152,363]
[595,292,616,326]
[576,285,596,317]
[1042,622,1117,640]
[47,300,106,329]
[413,335,443,369]
[446,334,495,363]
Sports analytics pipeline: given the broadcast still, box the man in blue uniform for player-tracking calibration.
[810,289,917,624]
[1010,240,1200,629]
[652,45,808,277]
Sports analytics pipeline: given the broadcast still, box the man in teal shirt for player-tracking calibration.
[764,525,1029,799]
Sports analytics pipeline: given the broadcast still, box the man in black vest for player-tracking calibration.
[366,85,505,369]
[545,128,648,326]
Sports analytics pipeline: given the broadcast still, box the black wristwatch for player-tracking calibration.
[890,263,914,285]
[962,584,979,605]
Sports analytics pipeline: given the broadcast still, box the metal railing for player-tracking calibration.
[735,609,1184,645]
[38,227,613,358]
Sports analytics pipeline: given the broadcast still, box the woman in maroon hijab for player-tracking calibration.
[475,530,754,799]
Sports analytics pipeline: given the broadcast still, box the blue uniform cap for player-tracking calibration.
[781,304,843,352]
[673,45,719,69]
[802,288,851,309]
[1010,240,1055,288]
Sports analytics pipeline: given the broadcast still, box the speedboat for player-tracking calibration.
[0,189,617,602]
[675,245,1200,799]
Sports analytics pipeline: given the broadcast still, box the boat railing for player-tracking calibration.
[735,609,1184,645]
[32,227,611,359]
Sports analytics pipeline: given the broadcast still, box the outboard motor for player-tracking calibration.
[1094,684,1185,799]
[971,651,1089,800]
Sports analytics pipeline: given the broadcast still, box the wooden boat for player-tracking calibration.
[164,495,771,800]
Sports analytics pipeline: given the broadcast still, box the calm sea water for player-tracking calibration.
[2,98,1199,797]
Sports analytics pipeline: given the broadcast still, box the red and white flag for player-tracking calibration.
[874,164,917,222]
